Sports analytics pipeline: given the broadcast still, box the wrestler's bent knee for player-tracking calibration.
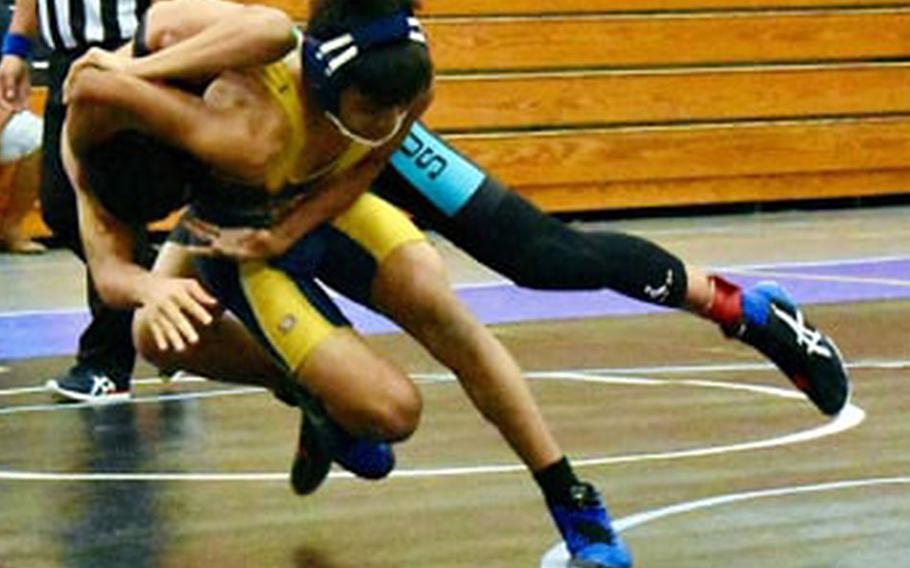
[379,242,452,319]
[367,379,422,442]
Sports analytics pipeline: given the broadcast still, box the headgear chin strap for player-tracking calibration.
[302,10,428,115]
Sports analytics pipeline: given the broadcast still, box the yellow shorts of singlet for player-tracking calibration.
[191,193,425,372]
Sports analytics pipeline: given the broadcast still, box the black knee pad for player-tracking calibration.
[453,178,688,307]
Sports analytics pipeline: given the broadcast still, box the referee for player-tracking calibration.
[0,0,153,402]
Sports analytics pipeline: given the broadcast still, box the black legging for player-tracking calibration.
[372,122,689,308]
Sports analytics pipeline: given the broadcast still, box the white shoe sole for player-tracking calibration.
[45,379,131,404]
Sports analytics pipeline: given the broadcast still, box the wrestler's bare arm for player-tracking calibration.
[65,142,217,350]
[61,84,149,307]
[137,0,295,80]
[66,140,152,308]
[0,0,38,110]
[73,0,296,82]
[66,66,276,182]
[63,92,218,350]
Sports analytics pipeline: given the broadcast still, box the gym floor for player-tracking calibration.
[1,204,908,567]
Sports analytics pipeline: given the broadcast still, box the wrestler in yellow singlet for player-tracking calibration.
[187,52,425,373]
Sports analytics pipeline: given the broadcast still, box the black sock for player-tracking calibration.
[534,456,581,505]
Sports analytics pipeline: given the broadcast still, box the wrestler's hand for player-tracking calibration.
[185,217,294,261]
[140,276,219,352]
[0,54,31,111]
[63,47,127,103]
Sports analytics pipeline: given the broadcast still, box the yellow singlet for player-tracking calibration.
[254,54,372,193]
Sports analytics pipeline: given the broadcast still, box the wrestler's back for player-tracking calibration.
[201,54,368,193]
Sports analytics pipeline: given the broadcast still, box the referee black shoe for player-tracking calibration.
[46,364,130,404]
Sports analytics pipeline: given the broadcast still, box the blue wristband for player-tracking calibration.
[2,33,33,60]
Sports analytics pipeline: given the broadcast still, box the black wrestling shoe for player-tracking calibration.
[724,282,850,416]
[46,364,130,404]
[290,406,334,495]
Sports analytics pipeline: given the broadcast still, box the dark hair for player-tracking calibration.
[84,133,195,224]
[307,0,433,108]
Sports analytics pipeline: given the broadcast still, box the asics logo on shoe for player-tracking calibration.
[90,376,119,396]
[47,366,131,404]
[732,282,849,416]
[770,304,833,359]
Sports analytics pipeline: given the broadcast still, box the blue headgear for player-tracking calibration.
[302,10,428,115]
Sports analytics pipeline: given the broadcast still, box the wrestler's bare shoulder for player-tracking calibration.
[203,69,291,178]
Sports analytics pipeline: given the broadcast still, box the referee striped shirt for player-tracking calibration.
[37,0,150,51]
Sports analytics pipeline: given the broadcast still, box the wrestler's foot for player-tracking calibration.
[290,415,396,492]
[547,482,632,568]
[286,385,395,494]
[725,282,850,416]
[333,433,395,480]
[290,408,333,495]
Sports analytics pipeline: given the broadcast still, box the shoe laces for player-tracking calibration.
[770,304,832,359]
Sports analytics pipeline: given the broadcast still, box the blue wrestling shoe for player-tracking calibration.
[333,434,396,480]
[548,483,632,568]
[726,282,850,416]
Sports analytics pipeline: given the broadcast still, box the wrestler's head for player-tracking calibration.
[83,132,196,224]
[304,0,433,146]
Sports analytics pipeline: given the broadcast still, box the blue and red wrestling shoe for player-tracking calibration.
[723,281,850,416]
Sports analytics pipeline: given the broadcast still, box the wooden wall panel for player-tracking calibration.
[35,63,910,131]
[249,0,910,19]
[427,11,910,71]
[418,0,910,16]
[429,65,910,130]
[523,169,910,211]
[447,118,910,186]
